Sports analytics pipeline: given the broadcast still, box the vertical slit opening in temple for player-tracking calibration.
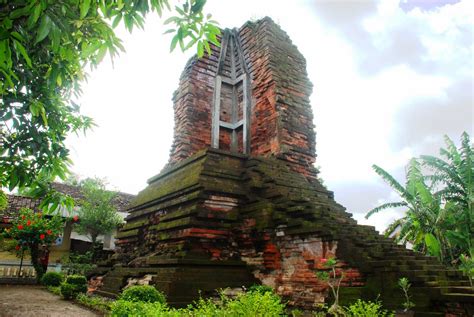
[211,29,251,154]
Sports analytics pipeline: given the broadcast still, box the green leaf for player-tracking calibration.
[80,0,91,19]
[13,39,32,68]
[28,4,43,28]
[35,15,52,44]
[170,34,179,52]
[424,233,441,257]
[197,41,204,58]
[163,28,175,34]
[112,14,122,28]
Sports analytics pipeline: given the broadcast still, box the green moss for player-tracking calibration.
[116,229,139,239]
[131,157,205,208]
[149,217,192,232]
[122,219,148,230]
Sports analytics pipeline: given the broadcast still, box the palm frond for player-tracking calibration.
[372,164,411,200]
[365,202,407,219]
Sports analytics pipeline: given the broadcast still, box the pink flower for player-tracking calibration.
[320,258,328,264]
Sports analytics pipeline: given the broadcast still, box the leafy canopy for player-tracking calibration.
[74,177,123,244]
[0,0,219,211]
[366,132,473,264]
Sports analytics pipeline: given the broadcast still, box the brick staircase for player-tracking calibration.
[242,156,473,314]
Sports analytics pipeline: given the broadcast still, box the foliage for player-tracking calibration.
[225,288,285,316]
[61,251,96,275]
[74,178,123,245]
[345,299,394,317]
[316,257,344,314]
[398,277,415,311]
[76,293,113,314]
[47,285,62,296]
[119,285,166,304]
[60,282,79,300]
[110,300,171,317]
[459,254,474,288]
[247,284,275,295]
[66,274,88,287]
[366,132,473,264]
[0,190,7,211]
[420,132,473,259]
[1,208,63,278]
[111,288,285,317]
[0,0,219,212]
[41,271,64,287]
[60,275,87,299]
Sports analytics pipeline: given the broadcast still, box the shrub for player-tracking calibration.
[119,285,166,304]
[41,272,64,287]
[225,289,285,316]
[110,300,170,317]
[76,293,112,313]
[187,297,223,316]
[345,299,394,317]
[248,284,275,295]
[66,274,88,286]
[47,285,62,296]
[60,275,88,299]
[60,282,77,300]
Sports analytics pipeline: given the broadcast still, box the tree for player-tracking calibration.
[2,208,63,279]
[420,132,473,258]
[0,0,219,211]
[366,132,473,264]
[74,178,123,247]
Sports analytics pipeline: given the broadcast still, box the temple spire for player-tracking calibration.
[211,29,251,154]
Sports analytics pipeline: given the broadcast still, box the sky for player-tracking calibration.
[66,0,473,233]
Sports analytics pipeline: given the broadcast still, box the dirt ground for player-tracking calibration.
[0,285,99,317]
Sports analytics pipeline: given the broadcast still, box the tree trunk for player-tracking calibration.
[29,242,43,282]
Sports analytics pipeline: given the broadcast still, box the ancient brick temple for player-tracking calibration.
[96,18,473,314]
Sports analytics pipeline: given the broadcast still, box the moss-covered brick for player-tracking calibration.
[148,217,192,232]
[131,157,205,208]
[116,229,139,239]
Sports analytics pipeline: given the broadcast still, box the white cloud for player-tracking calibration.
[66,0,473,232]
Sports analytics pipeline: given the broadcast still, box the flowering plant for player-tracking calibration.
[2,208,64,278]
[316,257,345,315]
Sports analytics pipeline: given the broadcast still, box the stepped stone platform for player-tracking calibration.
[94,18,473,315]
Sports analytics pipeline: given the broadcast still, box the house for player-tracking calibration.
[0,183,135,264]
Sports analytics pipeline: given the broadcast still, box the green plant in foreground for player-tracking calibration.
[41,271,64,287]
[316,257,345,315]
[76,293,112,313]
[459,254,474,288]
[345,299,394,317]
[119,285,166,304]
[398,277,415,311]
[60,274,88,299]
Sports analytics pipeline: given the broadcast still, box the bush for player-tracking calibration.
[110,300,170,317]
[66,274,88,286]
[76,293,112,313]
[41,272,64,287]
[345,299,394,317]
[47,285,62,296]
[119,285,166,304]
[225,289,285,316]
[60,282,78,300]
[60,275,88,299]
[248,284,275,295]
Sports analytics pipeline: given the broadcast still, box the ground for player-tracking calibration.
[0,285,99,317]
